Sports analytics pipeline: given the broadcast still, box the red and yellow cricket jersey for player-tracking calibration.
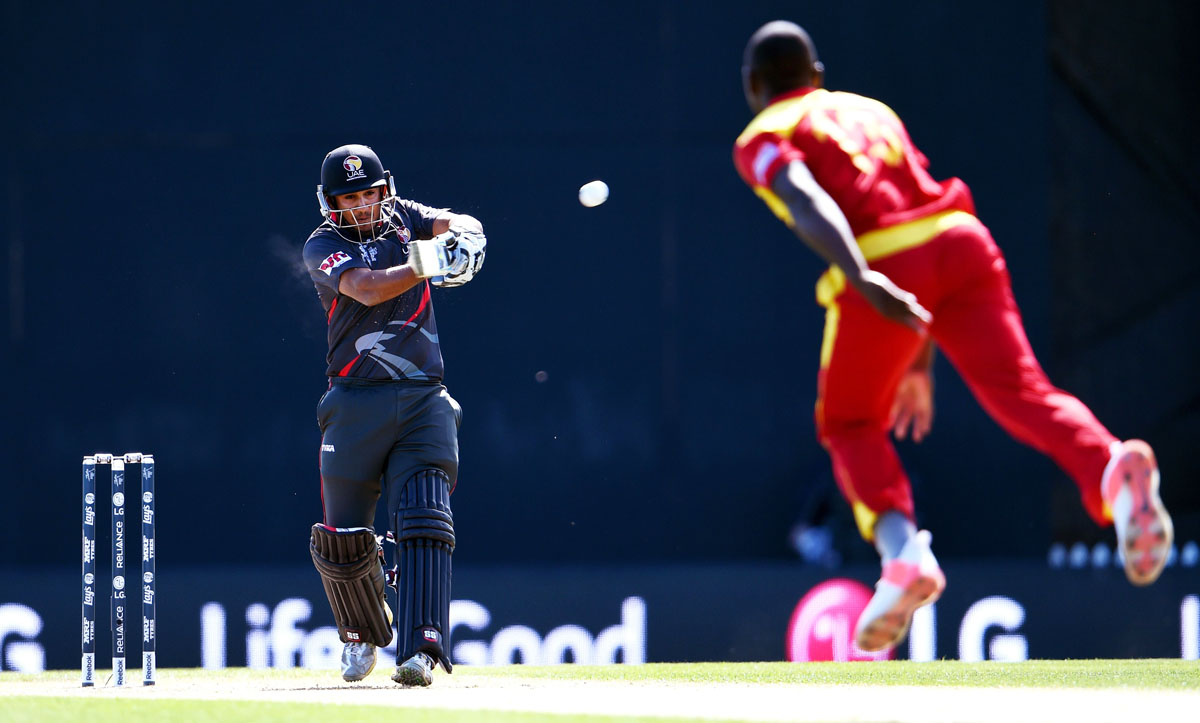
[733,88,976,245]
[734,89,1119,539]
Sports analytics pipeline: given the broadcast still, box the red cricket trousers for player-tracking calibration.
[815,215,1116,540]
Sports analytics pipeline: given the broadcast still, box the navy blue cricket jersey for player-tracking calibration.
[302,199,447,381]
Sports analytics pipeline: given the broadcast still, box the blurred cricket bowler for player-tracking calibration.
[733,20,1174,652]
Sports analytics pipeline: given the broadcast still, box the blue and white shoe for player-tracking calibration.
[341,642,377,682]
[392,651,434,687]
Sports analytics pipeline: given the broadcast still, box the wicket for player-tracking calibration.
[82,452,156,687]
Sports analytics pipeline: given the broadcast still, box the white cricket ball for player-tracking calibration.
[578,180,609,208]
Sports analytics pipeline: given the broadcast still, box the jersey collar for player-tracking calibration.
[766,87,818,108]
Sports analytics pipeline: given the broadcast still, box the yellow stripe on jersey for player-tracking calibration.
[736,89,828,146]
[735,89,903,155]
[753,186,795,227]
[811,210,981,334]
[856,209,980,262]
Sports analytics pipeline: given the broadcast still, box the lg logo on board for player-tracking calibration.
[786,579,892,662]
[787,578,1046,662]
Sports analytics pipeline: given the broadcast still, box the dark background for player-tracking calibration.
[2,1,1196,570]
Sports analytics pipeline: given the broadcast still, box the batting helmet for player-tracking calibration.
[320,144,389,196]
[316,144,399,237]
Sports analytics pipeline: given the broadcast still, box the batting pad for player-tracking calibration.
[394,468,455,672]
[310,524,395,648]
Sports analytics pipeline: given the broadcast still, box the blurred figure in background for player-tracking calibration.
[733,21,1173,652]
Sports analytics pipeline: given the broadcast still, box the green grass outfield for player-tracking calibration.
[464,659,1200,687]
[2,660,1198,723]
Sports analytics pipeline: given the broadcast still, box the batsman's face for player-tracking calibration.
[333,187,383,228]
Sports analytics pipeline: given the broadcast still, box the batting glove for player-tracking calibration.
[434,228,486,288]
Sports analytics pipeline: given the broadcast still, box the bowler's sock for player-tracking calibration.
[874,511,917,564]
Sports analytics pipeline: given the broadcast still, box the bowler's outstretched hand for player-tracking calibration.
[890,370,934,442]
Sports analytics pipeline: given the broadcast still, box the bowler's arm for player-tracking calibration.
[770,160,871,285]
[770,160,931,329]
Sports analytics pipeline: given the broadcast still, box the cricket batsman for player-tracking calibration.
[301,144,485,685]
[733,21,1173,652]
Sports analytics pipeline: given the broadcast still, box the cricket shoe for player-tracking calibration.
[392,651,434,687]
[341,642,377,682]
[854,530,945,652]
[1103,439,1173,586]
